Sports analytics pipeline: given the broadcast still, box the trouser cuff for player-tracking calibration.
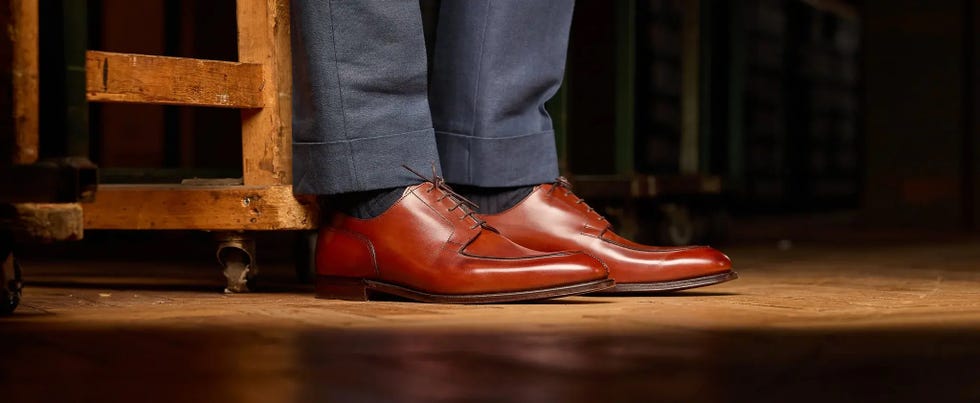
[435,130,559,187]
[293,128,440,195]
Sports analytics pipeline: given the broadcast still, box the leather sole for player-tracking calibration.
[591,270,738,294]
[316,276,615,304]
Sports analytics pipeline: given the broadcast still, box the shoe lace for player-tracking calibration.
[549,177,608,223]
[403,165,488,230]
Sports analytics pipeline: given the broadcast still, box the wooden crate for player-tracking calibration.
[81,0,319,231]
[5,0,317,297]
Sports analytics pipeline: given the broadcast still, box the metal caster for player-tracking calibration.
[0,247,23,315]
[293,230,317,284]
[216,233,257,293]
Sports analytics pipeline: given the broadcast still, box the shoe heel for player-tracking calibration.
[315,276,371,301]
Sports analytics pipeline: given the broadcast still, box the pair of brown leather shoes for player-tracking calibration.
[315,175,736,303]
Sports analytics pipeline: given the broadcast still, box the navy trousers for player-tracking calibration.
[291,0,574,195]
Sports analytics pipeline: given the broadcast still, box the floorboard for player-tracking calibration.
[2,239,979,402]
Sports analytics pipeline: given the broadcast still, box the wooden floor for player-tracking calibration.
[3,235,980,402]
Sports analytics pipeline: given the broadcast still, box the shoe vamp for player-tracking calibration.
[600,230,699,252]
[461,230,562,259]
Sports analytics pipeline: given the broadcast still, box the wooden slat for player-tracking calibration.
[2,0,40,164]
[1,203,83,242]
[83,184,318,230]
[237,0,292,186]
[85,51,265,108]
[13,0,39,164]
[1,1,16,163]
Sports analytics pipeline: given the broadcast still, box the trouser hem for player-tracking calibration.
[293,128,440,195]
[435,130,559,187]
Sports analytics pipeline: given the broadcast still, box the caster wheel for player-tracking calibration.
[293,231,317,284]
[216,234,257,293]
[0,249,23,316]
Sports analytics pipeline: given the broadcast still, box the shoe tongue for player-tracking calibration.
[550,184,609,226]
[420,181,486,228]
[447,195,485,228]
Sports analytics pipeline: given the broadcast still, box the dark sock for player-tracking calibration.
[329,187,407,219]
[453,185,534,215]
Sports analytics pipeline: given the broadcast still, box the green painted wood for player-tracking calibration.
[613,0,636,175]
[680,0,701,175]
[726,2,746,189]
[698,0,714,174]
[62,0,89,158]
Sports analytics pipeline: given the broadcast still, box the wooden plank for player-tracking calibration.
[13,0,39,164]
[95,0,167,168]
[85,51,265,108]
[1,1,16,164]
[237,0,292,186]
[0,203,83,242]
[1,0,40,164]
[83,184,318,230]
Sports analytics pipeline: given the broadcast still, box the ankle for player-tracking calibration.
[328,187,407,219]
[453,184,535,215]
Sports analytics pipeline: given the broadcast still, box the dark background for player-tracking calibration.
[68,0,978,253]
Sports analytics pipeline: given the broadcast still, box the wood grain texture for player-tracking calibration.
[1,0,15,163]
[5,0,39,164]
[83,184,318,230]
[85,51,264,108]
[4,240,980,401]
[0,203,83,242]
[237,0,292,186]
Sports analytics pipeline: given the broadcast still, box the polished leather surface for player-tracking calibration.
[481,183,733,284]
[316,183,609,295]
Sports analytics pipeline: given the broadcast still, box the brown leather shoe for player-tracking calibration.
[480,178,737,293]
[315,176,614,303]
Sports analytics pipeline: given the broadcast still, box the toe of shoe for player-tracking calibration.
[463,251,610,293]
[663,246,733,276]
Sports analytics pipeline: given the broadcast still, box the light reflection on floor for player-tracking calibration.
[3,239,980,402]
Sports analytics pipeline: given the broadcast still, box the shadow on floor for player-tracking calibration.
[1,323,977,402]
